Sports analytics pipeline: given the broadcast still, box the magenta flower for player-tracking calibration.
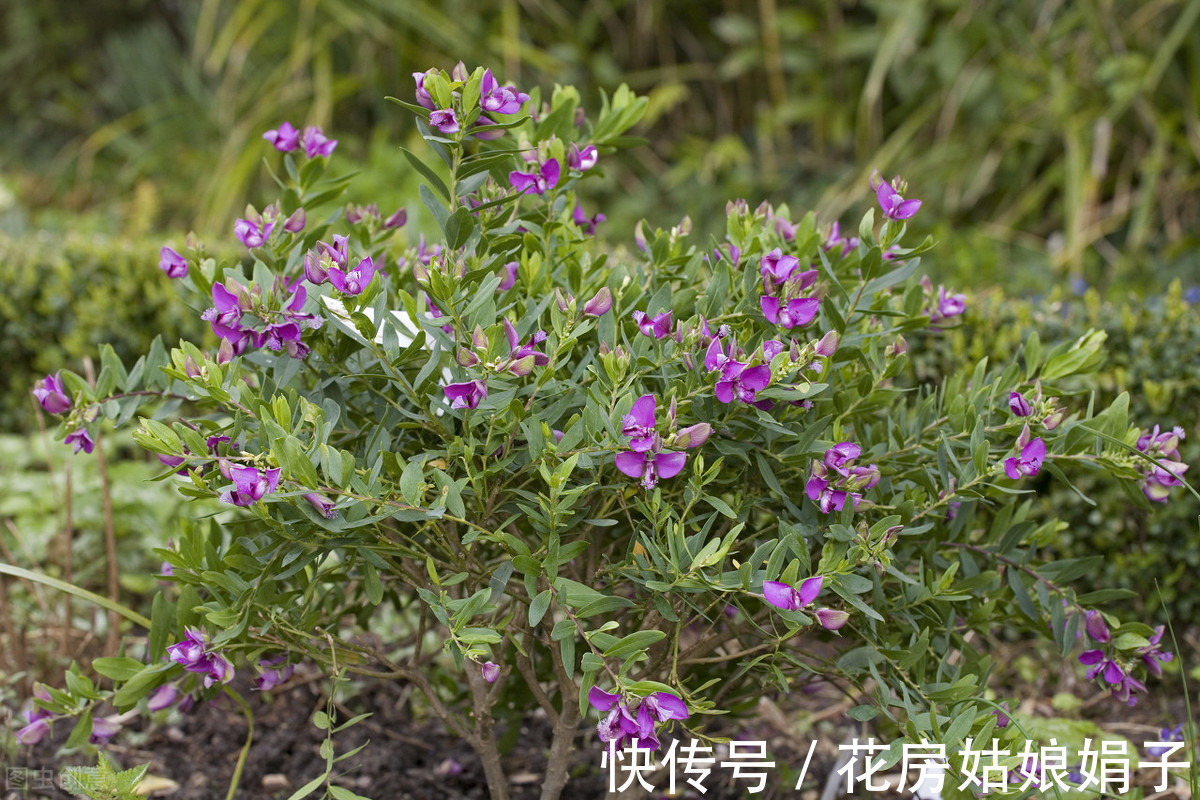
[934,287,965,320]
[167,627,236,688]
[146,684,179,711]
[253,656,294,692]
[714,361,771,405]
[762,576,823,611]
[806,442,879,513]
[302,126,337,158]
[429,108,460,134]
[413,70,436,109]
[497,261,518,291]
[759,248,800,283]
[1136,425,1188,502]
[385,208,408,229]
[319,234,349,268]
[1009,392,1032,417]
[263,121,300,152]
[1084,610,1110,643]
[90,717,121,744]
[760,296,820,329]
[632,309,673,339]
[283,208,306,233]
[480,69,529,114]
[509,159,560,195]
[622,395,658,452]
[568,143,598,171]
[445,380,487,410]
[303,493,338,519]
[234,217,275,249]
[1004,437,1045,480]
[1139,626,1174,678]
[815,608,851,630]
[583,287,612,316]
[572,203,606,235]
[33,372,71,415]
[588,687,687,751]
[872,173,921,220]
[66,428,94,454]
[503,319,549,375]
[328,256,376,296]
[615,450,687,490]
[218,464,281,507]
[481,661,500,683]
[159,246,188,278]
[825,221,859,254]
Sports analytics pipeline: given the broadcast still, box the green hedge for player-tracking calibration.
[908,281,1200,622]
[0,232,207,431]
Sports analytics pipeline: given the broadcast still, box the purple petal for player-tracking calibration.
[760,296,781,324]
[739,365,772,392]
[796,575,824,607]
[628,395,657,429]
[646,692,688,721]
[588,687,621,712]
[763,580,799,611]
[653,452,687,480]
[614,451,647,478]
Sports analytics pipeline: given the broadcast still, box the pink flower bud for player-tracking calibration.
[815,608,850,630]
[283,208,306,233]
[385,208,408,229]
[583,287,613,316]
[481,661,500,683]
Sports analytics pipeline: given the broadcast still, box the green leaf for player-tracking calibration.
[529,589,552,626]
[601,630,666,659]
[284,773,327,800]
[445,206,476,250]
[93,657,145,682]
[399,146,450,200]
[848,704,879,721]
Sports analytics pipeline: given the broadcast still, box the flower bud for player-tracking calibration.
[815,608,850,631]
[674,423,712,450]
[385,208,408,229]
[303,492,338,519]
[481,661,500,683]
[303,251,328,285]
[555,288,574,313]
[1009,391,1032,417]
[508,354,536,376]
[1084,610,1110,643]
[583,287,613,316]
[283,208,306,233]
[815,331,840,358]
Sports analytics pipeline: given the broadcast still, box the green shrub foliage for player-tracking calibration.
[20,70,1192,800]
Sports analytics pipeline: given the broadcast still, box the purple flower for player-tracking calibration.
[159,246,188,278]
[254,656,295,692]
[1084,610,1110,643]
[714,361,771,406]
[815,608,851,630]
[385,208,408,229]
[303,493,338,519]
[825,221,859,254]
[568,143,598,171]
[641,692,689,723]
[17,716,49,745]
[413,70,436,109]
[932,287,966,321]
[762,576,823,611]
[615,450,687,490]
[497,261,518,291]
[283,208,306,233]
[572,203,606,235]
[632,310,673,339]
[33,372,71,415]
[66,428,94,454]
[90,716,121,744]
[621,395,658,452]
[168,627,236,689]
[302,126,337,158]
[328,256,376,296]
[872,172,921,220]
[218,465,281,507]
[759,248,800,283]
[1146,724,1185,757]
[1138,626,1174,678]
[481,661,500,683]
[445,380,487,410]
[234,217,274,249]
[1004,437,1046,480]
[146,684,179,711]
[1009,392,1032,417]
[807,443,879,513]
[760,296,820,329]
[480,69,530,114]
[263,121,300,152]
[1136,425,1188,502]
[588,687,685,752]
[509,159,560,195]
[583,287,612,316]
[319,234,350,268]
[429,108,460,134]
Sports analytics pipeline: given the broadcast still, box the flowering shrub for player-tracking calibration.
[18,67,1193,799]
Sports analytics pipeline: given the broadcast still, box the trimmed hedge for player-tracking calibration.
[0,232,207,431]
